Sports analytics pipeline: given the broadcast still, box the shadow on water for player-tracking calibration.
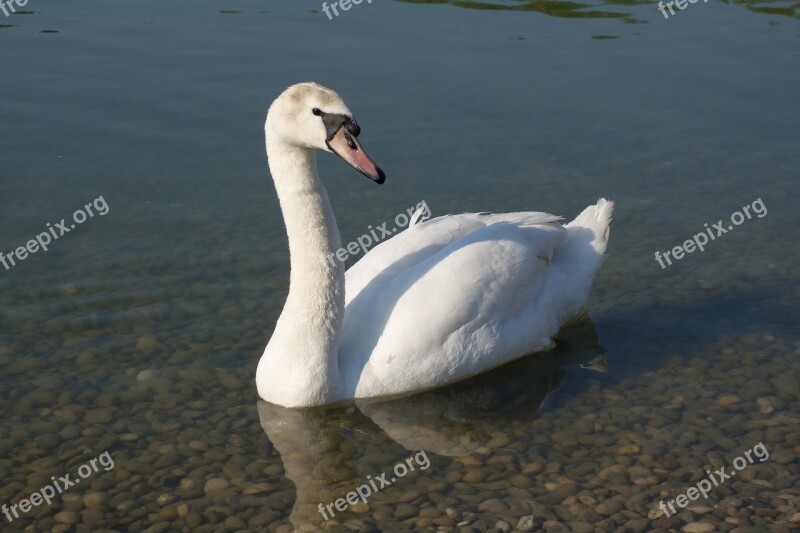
[592,283,800,378]
[257,314,606,531]
[394,0,800,20]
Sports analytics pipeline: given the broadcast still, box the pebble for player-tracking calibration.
[598,464,627,480]
[717,395,741,406]
[224,516,246,528]
[541,483,579,504]
[3,245,798,533]
[136,336,163,352]
[522,462,544,475]
[203,478,230,496]
[625,518,650,532]
[350,502,369,513]
[243,482,274,495]
[394,503,417,519]
[770,449,794,464]
[463,470,486,482]
[54,511,79,524]
[478,499,510,515]
[137,369,158,382]
[457,455,483,466]
[83,492,109,508]
[81,508,105,525]
[596,499,624,515]
[616,444,640,456]
[85,408,114,424]
[682,522,716,533]
[495,519,511,532]
[517,515,537,531]
[510,474,531,488]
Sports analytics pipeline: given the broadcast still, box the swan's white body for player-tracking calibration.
[256,83,613,408]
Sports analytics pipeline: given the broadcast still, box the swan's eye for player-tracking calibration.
[312,108,322,116]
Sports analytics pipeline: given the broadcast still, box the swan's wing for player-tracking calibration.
[341,213,566,399]
[344,215,482,304]
[345,212,561,304]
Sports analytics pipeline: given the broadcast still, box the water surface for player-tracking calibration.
[1,0,798,531]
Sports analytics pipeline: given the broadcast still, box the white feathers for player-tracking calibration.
[340,208,612,400]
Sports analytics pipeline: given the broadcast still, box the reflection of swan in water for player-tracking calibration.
[257,314,606,530]
[257,402,357,532]
[356,313,606,456]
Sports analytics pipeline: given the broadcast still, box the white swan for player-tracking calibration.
[256,82,613,408]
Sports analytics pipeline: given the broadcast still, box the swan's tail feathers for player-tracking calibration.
[540,199,613,330]
[564,198,614,255]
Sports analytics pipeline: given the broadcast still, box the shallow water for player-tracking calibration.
[1,0,799,531]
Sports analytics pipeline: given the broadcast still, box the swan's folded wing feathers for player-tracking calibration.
[345,215,483,303]
[345,212,562,303]
[342,213,566,398]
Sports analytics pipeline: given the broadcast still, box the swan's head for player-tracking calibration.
[266,82,385,184]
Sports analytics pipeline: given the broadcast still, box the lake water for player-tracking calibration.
[1,0,798,531]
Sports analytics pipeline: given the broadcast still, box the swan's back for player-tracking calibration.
[340,200,613,400]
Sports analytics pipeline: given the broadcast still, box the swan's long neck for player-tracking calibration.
[258,137,345,407]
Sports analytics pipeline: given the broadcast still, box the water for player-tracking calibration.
[1,0,798,531]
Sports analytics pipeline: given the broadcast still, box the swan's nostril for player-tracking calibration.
[344,132,358,151]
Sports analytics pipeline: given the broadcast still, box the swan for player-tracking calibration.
[256,82,613,408]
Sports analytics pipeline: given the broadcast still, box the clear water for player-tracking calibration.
[1,0,798,531]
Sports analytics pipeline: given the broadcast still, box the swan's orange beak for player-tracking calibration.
[327,127,385,184]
